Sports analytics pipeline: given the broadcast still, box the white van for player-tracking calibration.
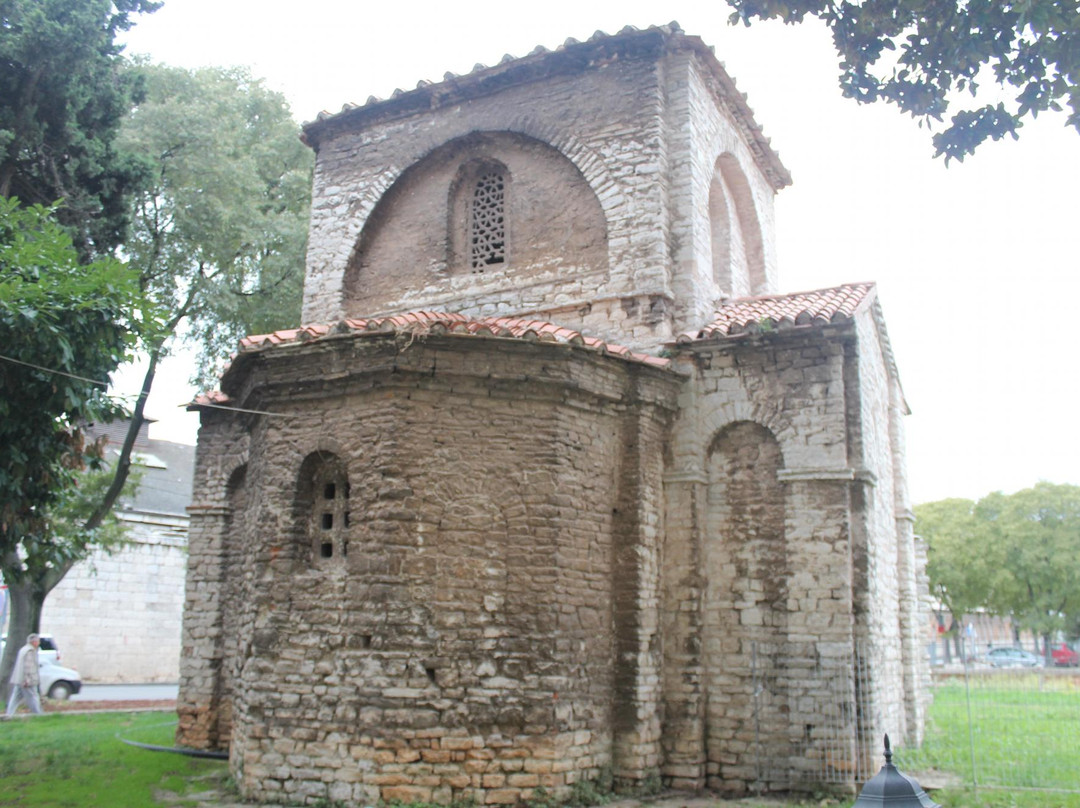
[2,635,82,699]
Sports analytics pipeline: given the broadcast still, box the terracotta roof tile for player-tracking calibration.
[237,311,670,369]
[680,283,876,342]
[192,390,231,407]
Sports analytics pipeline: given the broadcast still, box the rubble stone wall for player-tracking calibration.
[178,334,680,806]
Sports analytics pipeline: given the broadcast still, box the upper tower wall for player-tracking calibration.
[300,24,790,350]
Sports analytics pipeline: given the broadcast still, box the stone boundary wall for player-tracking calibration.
[43,512,187,683]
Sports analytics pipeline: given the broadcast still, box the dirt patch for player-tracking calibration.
[44,699,177,713]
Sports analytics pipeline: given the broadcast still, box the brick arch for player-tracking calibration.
[343,120,621,237]
[216,461,249,747]
[341,130,610,316]
[698,400,797,468]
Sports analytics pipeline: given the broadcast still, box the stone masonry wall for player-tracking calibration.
[665,49,779,333]
[302,45,668,337]
[44,515,187,683]
[661,327,862,793]
[847,310,906,754]
[301,33,778,353]
[179,333,680,806]
[177,413,250,750]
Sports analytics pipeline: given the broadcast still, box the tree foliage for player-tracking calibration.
[976,483,1080,638]
[0,0,160,257]
[726,0,1080,161]
[0,198,142,691]
[917,483,1080,643]
[119,63,313,385]
[0,197,139,566]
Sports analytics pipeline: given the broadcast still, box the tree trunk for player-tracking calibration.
[0,558,45,702]
[1,349,162,699]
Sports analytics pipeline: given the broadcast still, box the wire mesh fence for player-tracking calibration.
[894,644,1080,793]
[739,639,1080,794]
[743,640,884,790]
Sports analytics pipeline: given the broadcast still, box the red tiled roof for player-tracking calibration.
[191,389,231,407]
[680,283,876,342]
[190,313,670,408]
[236,311,670,366]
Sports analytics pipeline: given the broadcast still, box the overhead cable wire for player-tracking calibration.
[0,351,295,419]
[0,351,117,388]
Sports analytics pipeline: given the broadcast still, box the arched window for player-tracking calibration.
[445,158,511,275]
[297,452,350,566]
[468,170,506,271]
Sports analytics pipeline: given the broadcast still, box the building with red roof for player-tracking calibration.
[178,23,927,804]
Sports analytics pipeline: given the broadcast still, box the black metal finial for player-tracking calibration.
[851,732,940,808]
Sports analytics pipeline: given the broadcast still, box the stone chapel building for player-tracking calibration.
[177,23,929,806]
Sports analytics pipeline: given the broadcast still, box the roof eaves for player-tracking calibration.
[192,312,678,409]
[298,23,788,186]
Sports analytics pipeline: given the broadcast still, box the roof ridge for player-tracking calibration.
[300,23,789,189]
[721,281,876,306]
[304,23,683,126]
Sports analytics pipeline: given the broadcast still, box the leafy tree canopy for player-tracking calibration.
[976,483,1080,637]
[0,197,141,572]
[0,0,160,257]
[917,483,1080,641]
[118,62,313,384]
[726,0,1080,161]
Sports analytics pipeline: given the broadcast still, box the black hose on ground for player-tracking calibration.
[117,736,229,760]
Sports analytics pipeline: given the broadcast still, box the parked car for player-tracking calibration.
[1051,642,1079,667]
[1,634,79,699]
[982,646,1044,668]
[1,633,60,664]
[38,659,82,700]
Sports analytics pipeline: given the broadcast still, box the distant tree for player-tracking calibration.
[976,483,1080,652]
[916,497,998,658]
[917,498,988,617]
[0,0,160,257]
[0,198,141,692]
[917,483,1080,657]
[118,63,313,387]
[726,0,1079,161]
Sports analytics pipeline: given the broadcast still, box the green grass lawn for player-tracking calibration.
[894,672,1080,807]
[2,678,1079,808]
[0,711,226,808]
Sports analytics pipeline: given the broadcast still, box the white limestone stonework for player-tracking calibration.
[178,23,928,807]
[44,513,187,683]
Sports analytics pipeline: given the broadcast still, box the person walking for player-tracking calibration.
[5,633,43,718]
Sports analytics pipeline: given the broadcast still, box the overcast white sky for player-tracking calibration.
[115,0,1080,506]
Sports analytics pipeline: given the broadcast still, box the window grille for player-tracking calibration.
[468,171,506,271]
[308,465,349,564]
